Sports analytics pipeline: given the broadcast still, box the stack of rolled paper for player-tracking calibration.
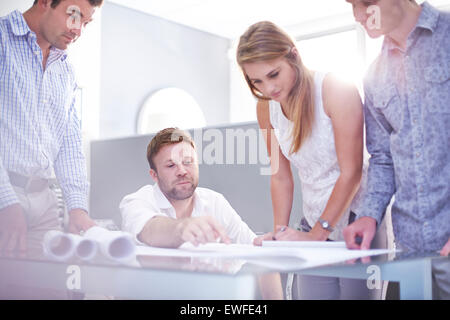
[43,227,135,262]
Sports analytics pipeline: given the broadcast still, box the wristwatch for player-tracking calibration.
[318,218,334,232]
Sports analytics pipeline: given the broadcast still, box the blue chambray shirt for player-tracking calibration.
[359,2,450,252]
[0,11,89,213]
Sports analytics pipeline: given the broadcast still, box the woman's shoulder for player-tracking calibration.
[321,73,361,117]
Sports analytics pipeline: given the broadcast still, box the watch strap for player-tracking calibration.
[318,218,334,232]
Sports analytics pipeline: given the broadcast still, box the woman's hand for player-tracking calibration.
[272,225,321,241]
[253,224,328,246]
[253,232,274,246]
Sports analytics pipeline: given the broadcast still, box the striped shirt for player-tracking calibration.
[0,10,89,213]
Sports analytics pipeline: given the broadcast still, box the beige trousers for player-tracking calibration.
[14,185,62,259]
[0,186,68,299]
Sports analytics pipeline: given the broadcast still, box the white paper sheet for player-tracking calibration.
[249,247,394,271]
[135,243,297,259]
[135,242,395,271]
[262,240,347,248]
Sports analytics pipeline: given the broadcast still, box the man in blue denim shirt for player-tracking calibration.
[344,1,449,299]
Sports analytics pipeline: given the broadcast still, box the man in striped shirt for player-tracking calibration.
[0,0,103,260]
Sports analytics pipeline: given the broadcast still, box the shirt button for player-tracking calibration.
[416,152,420,157]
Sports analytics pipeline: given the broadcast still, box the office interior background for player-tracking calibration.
[1,0,449,232]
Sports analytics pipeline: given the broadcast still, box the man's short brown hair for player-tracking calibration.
[146,128,196,171]
[33,0,104,8]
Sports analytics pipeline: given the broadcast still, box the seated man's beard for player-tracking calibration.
[165,179,198,201]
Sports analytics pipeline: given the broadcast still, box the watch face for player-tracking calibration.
[323,221,329,228]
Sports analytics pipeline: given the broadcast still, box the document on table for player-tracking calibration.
[262,241,347,248]
[135,243,288,259]
[135,242,396,271]
[256,241,395,270]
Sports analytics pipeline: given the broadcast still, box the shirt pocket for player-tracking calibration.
[47,66,73,113]
[372,85,401,132]
[424,63,450,114]
[44,65,74,152]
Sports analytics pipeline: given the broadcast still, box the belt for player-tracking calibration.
[8,171,50,193]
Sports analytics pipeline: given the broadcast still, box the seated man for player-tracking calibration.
[120,127,256,247]
[120,127,283,299]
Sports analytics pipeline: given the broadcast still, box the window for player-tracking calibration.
[296,29,363,84]
[365,35,384,68]
[136,88,206,135]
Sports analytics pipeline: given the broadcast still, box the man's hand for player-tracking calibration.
[67,209,96,235]
[440,238,450,256]
[0,204,27,258]
[177,216,231,246]
[343,216,377,250]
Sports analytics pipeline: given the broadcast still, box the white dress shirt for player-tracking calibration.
[120,184,256,245]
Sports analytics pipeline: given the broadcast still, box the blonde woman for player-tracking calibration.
[237,21,384,299]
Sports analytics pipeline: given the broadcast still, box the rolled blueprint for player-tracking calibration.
[43,230,76,261]
[83,226,136,262]
[69,234,98,261]
[43,231,98,261]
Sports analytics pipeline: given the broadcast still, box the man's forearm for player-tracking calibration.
[54,98,89,213]
[357,98,396,223]
[138,216,184,248]
[358,159,395,224]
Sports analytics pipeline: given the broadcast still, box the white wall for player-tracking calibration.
[98,3,231,139]
[0,0,31,15]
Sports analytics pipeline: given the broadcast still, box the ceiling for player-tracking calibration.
[107,0,450,39]
[106,0,354,39]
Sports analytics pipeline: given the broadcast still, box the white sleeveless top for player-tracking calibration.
[269,72,367,241]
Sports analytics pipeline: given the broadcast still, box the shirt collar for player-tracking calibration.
[9,10,31,37]
[153,183,206,215]
[192,190,207,215]
[153,183,173,210]
[416,1,439,33]
[8,10,68,61]
[50,46,68,62]
[382,2,440,52]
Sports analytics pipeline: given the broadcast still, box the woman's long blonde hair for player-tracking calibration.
[236,21,315,154]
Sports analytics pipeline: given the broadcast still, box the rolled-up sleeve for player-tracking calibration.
[53,92,89,213]
[119,190,164,242]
